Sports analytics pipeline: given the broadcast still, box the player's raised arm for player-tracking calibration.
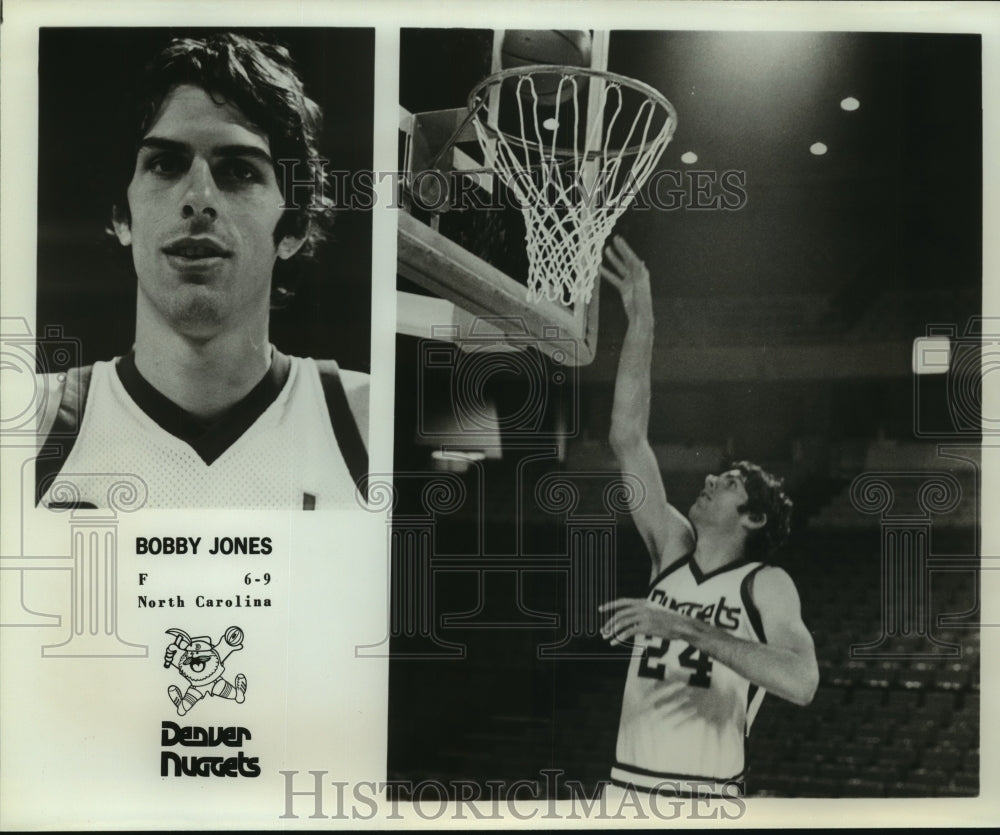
[603,236,695,574]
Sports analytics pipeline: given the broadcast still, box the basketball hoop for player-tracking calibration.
[468,65,676,307]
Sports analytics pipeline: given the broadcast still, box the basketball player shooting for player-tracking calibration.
[36,34,368,509]
[598,236,818,797]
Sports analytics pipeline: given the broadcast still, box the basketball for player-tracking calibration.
[500,30,592,105]
[224,626,244,646]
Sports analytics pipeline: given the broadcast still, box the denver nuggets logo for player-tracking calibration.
[163,626,247,715]
[649,590,742,630]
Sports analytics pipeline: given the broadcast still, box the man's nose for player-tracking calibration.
[705,474,717,490]
[181,159,218,221]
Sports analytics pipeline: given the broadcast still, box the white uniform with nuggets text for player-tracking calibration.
[40,356,356,509]
[612,554,767,795]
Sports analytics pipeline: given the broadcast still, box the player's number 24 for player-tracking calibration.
[637,639,713,688]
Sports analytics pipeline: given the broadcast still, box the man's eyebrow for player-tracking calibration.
[138,137,273,165]
[137,137,186,155]
[215,144,274,165]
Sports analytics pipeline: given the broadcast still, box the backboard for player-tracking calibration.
[397,29,610,367]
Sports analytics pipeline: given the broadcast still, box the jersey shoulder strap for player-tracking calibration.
[739,563,769,643]
[36,365,94,503]
[315,359,369,496]
[36,360,370,502]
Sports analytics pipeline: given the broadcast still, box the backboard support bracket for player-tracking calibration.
[398,211,599,366]
[396,29,612,368]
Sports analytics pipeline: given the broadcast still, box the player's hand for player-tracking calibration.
[599,597,690,645]
[600,236,652,323]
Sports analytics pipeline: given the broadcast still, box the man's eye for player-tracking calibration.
[147,154,183,176]
[219,160,262,183]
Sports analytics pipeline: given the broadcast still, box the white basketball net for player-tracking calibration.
[469,68,676,307]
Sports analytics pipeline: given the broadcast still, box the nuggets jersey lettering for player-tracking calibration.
[40,356,357,509]
[611,555,767,795]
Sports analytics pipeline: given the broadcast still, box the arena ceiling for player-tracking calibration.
[607,31,981,309]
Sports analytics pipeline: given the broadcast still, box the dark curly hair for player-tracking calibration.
[730,459,794,561]
[111,33,334,280]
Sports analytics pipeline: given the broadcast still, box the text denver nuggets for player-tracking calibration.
[160,721,260,777]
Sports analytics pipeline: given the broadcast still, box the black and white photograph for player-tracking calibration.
[1,11,387,831]
[391,25,984,803]
[1,0,998,830]
[33,27,373,509]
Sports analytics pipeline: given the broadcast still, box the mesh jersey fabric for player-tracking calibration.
[38,355,359,509]
[611,555,767,795]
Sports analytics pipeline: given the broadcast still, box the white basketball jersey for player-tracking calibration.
[40,357,357,509]
[611,555,767,796]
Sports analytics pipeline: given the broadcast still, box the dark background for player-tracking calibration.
[36,27,374,373]
[391,29,982,799]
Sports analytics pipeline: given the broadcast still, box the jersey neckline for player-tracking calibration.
[115,348,291,465]
[689,554,758,585]
[650,551,760,590]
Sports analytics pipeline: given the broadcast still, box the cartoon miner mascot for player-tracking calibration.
[164,626,247,715]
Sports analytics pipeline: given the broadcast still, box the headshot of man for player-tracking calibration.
[34,30,373,510]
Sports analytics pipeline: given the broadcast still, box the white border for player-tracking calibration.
[2,0,998,829]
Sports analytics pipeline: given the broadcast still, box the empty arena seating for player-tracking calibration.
[388,444,980,799]
[749,525,979,797]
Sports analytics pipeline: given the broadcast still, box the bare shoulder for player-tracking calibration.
[338,368,369,399]
[751,565,801,602]
[313,358,370,449]
[749,565,808,630]
[36,367,97,437]
[36,372,67,435]
[339,369,370,450]
[651,505,696,576]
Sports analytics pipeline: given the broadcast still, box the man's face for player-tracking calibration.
[689,469,759,533]
[114,84,303,339]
